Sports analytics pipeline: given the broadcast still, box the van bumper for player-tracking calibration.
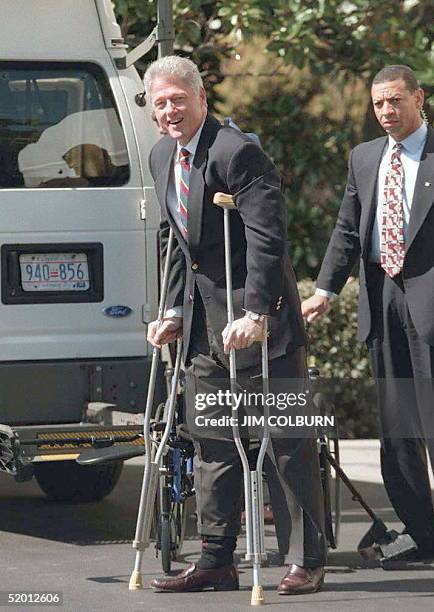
[0,356,165,425]
[0,356,166,480]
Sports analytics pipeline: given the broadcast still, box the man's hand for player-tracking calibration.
[147,316,183,348]
[301,295,330,323]
[222,315,265,353]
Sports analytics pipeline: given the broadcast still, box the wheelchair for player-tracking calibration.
[311,366,341,550]
[151,368,194,574]
[151,364,342,573]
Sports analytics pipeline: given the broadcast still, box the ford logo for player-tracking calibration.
[103,305,133,318]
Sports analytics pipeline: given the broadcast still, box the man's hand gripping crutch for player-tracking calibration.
[214,192,270,607]
[129,227,183,590]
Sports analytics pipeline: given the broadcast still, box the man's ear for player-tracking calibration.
[415,87,425,110]
[199,87,207,108]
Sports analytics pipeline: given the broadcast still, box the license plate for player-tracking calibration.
[111,411,144,426]
[19,253,90,291]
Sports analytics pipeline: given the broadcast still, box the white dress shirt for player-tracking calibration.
[164,122,205,319]
[166,122,205,237]
[316,122,428,300]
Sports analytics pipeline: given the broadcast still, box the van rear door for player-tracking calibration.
[0,60,148,362]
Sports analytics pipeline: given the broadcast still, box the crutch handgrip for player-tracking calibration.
[213,192,236,209]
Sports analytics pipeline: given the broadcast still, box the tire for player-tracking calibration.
[173,499,188,560]
[34,460,123,502]
[319,443,336,549]
[328,436,341,546]
[160,516,172,574]
[314,391,341,549]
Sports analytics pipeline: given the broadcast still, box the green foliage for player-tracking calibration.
[113,0,232,107]
[298,279,378,438]
[215,0,432,277]
[113,1,433,112]
[227,74,358,276]
[298,279,368,377]
[215,1,433,87]
[113,1,432,277]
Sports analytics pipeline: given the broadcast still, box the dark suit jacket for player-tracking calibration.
[149,113,307,368]
[317,125,434,345]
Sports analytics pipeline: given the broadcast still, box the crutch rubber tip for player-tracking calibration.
[251,585,265,606]
[129,571,143,590]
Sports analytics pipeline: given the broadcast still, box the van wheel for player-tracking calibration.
[34,460,123,502]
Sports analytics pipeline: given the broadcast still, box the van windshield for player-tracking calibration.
[0,61,129,188]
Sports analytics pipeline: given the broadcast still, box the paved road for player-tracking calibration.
[1,443,433,611]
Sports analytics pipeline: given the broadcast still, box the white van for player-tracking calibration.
[0,0,166,500]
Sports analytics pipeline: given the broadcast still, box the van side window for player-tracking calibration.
[0,61,130,188]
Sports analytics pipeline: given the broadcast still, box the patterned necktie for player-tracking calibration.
[178,147,190,239]
[380,143,405,277]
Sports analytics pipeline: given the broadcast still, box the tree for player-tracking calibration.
[113,1,432,114]
[113,0,433,277]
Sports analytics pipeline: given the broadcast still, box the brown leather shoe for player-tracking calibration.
[277,564,324,595]
[151,563,239,592]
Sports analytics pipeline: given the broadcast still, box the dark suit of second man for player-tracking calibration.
[303,65,434,560]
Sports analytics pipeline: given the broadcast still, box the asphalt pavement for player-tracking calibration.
[1,441,433,612]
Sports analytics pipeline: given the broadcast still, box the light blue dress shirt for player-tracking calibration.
[316,122,428,299]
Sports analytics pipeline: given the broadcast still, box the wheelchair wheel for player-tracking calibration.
[173,498,188,560]
[158,499,187,573]
[319,436,341,549]
[314,391,341,549]
[160,515,172,574]
[155,376,193,573]
[328,430,341,547]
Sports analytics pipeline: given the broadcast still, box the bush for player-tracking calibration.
[298,278,378,438]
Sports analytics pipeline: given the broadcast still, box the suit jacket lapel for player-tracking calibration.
[187,114,220,257]
[406,126,434,253]
[360,137,387,258]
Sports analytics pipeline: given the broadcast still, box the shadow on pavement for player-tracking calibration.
[0,461,399,553]
[0,464,198,545]
[322,577,434,593]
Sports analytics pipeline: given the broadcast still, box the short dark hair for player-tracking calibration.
[372,65,420,92]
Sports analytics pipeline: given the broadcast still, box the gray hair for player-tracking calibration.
[144,56,204,102]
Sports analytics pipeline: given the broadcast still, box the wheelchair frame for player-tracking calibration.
[151,364,342,573]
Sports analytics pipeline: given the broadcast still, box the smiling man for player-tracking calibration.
[302,65,434,562]
[144,55,327,595]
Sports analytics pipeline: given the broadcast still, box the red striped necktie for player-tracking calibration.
[380,142,405,277]
[178,147,190,239]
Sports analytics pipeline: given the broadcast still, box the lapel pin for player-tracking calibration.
[425,182,431,187]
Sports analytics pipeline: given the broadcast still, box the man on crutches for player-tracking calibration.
[145,55,327,597]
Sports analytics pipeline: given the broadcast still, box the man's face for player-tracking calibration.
[150,75,207,145]
[371,78,424,141]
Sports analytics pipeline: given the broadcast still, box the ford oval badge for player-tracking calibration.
[103,305,133,318]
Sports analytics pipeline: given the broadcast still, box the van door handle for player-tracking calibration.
[139,199,146,220]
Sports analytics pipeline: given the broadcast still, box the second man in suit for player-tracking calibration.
[303,65,434,561]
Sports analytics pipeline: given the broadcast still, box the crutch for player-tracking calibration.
[129,228,183,590]
[213,192,270,606]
